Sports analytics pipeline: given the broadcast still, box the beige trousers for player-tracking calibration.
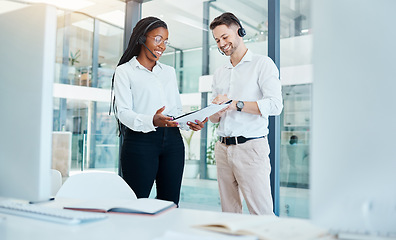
[215,137,274,215]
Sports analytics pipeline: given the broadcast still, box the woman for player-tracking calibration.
[112,17,207,205]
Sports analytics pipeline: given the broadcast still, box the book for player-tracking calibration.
[63,198,176,216]
[174,101,231,124]
[194,215,328,240]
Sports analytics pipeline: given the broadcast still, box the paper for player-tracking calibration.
[195,215,329,240]
[153,231,258,240]
[64,198,176,215]
[174,102,230,124]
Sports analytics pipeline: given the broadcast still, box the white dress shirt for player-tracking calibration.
[211,49,283,138]
[114,57,184,133]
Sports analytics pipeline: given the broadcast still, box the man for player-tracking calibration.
[209,12,283,215]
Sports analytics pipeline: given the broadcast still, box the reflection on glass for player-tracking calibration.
[97,21,123,89]
[55,12,93,86]
[53,9,123,178]
[53,98,119,173]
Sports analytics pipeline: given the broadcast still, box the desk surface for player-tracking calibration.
[0,199,334,240]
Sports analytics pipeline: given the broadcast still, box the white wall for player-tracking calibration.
[311,0,396,235]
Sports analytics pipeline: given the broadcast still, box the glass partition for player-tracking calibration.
[53,10,122,177]
[53,98,119,173]
[279,0,312,218]
[97,21,123,89]
[67,13,94,86]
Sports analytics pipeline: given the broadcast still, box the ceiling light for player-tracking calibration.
[97,10,124,28]
[24,0,94,11]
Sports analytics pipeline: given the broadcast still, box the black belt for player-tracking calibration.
[219,136,265,145]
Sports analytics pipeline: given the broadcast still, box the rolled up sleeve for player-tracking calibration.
[257,58,283,117]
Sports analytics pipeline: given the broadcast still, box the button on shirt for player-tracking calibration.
[114,57,184,133]
[211,49,283,138]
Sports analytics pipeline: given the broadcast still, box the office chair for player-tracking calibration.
[55,171,137,201]
[51,169,63,196]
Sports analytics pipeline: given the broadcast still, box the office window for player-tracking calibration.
[279,0,312,218]
[57,13,93,86]
[53,10,121,175]
[97,21,124,89]
[53,98,119,173]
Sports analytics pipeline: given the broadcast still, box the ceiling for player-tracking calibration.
[1,0,311,51]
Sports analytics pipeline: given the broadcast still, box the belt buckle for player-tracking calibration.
[220,136,231,145]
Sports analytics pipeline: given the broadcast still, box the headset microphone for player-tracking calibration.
[137,19,161,59]
[139,37,157,58]
[217,47,225,55]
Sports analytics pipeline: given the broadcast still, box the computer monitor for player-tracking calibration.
[0,5,57,202]
[311,0,396,237]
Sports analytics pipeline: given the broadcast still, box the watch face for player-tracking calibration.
[237,101,244,109]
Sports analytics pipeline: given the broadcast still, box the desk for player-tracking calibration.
[0,200,334,240]
[0,209,240,239]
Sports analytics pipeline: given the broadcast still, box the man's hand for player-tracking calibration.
[153,106,178,127]
[212,94,230,104]
[209,94,231,123]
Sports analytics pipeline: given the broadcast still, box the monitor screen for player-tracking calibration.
[0,5,57,202]
[311,0,396,237]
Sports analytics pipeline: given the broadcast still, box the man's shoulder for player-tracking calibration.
[214,61,232,73]
[250,53,273,64]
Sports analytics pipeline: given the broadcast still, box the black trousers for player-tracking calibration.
[121,127,185,205]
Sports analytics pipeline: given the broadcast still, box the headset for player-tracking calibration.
[217,15,246,55]
[109,19,162,135]
[230,15,246,37]
[137,19,162,58]
[138,19,161,45]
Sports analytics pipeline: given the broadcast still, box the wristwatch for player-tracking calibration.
[236,101,244,112]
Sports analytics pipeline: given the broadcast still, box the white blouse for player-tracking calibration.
[114,57,184,133]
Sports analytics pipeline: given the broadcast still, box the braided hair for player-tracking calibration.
[109,17,168,136]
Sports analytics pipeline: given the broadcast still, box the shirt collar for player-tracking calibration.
[225,49,253,69]
[129,56,163,72]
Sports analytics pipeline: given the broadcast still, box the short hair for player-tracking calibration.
[289,135,299,145]
[209,12,240,30]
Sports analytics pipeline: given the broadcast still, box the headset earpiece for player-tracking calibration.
[136,19,161,46]
[238,27,246,37]
[230,16,246,37]
[138,35,146,45]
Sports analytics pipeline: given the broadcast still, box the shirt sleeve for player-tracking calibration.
[256,57,283,117]
[114,66,156,133]
[211,72,219,102]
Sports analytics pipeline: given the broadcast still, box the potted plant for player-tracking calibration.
[68,49,81,85]
[181,130,199,178]
[206,123,219,179]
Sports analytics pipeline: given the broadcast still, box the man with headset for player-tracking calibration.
[209,12,283,215]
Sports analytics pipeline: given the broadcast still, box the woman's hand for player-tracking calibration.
[153,106,178,127]
[187,118,208,131]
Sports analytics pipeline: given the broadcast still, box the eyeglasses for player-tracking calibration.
[147,35,170,46]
